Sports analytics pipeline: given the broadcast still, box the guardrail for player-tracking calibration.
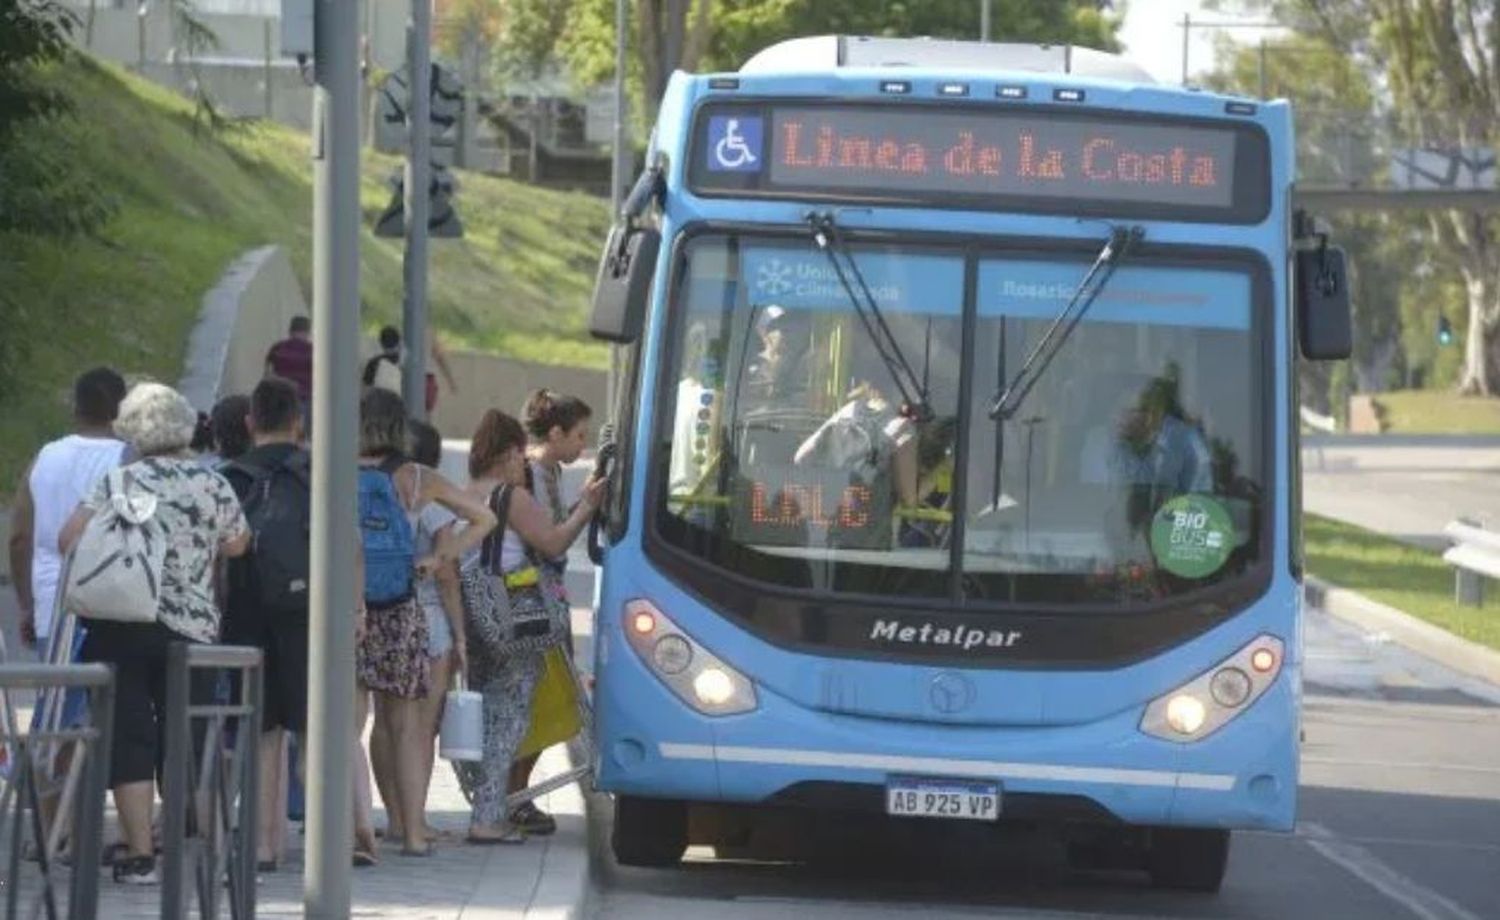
[1442,519,1500,606]
[0,663,115,920]
[160,643,263,920]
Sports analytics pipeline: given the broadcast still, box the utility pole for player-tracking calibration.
[606,0,627,416]
[305,0,359,915]
[402,0,433,419]
[1181,12,1191,85]
[980,0,990,42]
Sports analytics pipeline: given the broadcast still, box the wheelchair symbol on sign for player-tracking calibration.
[715,119,759,169]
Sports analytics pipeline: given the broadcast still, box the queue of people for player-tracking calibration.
[8,352,603,883]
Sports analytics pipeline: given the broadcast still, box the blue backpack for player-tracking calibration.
[358,456,415,606]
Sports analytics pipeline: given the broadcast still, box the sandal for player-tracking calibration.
[399,843,435,857]
[352,847,378,868]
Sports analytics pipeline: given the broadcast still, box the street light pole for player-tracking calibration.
[606,0,627,416]
[1181,12,1191,85]
[980,0,990,43]
[305,0,360,915]
[402,0,432,420]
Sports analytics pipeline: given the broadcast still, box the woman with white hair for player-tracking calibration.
[59,382,250,885]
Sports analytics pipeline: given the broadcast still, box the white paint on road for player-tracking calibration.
[659,742,1237,791]
[1302,756,1500,777]
[1301,821,1486,920]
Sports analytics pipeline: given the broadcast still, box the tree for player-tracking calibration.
[495,0,1122,131]
[1222,0,1500,394]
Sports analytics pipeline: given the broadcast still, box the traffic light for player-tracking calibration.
[1438,315,1455,346]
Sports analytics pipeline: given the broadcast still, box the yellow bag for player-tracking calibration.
[518,647,582,758]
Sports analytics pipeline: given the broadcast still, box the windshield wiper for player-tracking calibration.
[988,224,1144,421]
[807,211,932,421]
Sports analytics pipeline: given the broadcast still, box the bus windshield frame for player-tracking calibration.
[644,224,1276,667]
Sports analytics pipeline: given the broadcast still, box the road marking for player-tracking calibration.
[1302,756,1500,776]
[1301,822,1485,920]
[658,743,1237,791]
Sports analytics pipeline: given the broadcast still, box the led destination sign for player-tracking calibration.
[692,103,1268,221]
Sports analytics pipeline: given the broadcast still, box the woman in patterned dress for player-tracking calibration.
[506,389,592,836]
[450,409,604,843]
[60,383,251,885]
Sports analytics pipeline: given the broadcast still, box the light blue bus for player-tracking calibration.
[586,35,1349,892]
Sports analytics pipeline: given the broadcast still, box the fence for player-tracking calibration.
[0,662,115,920]
[160,643,263,920]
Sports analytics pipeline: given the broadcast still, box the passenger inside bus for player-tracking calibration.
[1080,365,1213,497]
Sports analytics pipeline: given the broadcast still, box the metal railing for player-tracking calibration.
[1442,519,1500,607]
[159,643,263,920]
[0,662,115,920]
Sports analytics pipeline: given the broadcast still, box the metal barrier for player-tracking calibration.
[0,662,115,920]
[1442,519,1500,606]
[159,644,262,920]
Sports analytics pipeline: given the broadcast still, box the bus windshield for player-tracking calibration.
[654,233,1267,608]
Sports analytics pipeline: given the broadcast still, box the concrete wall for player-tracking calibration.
[178,245,307,413]
[177,246,605,440]
[429,352,606,443]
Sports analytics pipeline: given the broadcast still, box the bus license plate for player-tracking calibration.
[885,776,1000,821]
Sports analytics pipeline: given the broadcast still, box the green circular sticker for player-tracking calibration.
[1150,495,1234,579]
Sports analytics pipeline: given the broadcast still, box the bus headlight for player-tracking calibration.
[623,599,757,716]
[1165,694,1207,735]
[1141,635,1284,742]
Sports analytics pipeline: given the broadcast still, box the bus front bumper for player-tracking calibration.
[593,650,1298,832]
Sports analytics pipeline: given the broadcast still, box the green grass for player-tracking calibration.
[0,58,611,490]
[1303,513,1500,652]
[1374,390,1500,435]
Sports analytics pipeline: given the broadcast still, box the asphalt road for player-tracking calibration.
[589,608,1500,920]
[1301,437,1500,549]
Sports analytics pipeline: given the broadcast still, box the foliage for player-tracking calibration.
[1219,0,1500,396]
[0,0,74,141]
[0,60,610,491]
[490,0,1122,129]
[0,1,116,405]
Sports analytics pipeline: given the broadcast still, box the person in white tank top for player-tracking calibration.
[8,367,128,649]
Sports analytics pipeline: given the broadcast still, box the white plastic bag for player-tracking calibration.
[440,673,483,762]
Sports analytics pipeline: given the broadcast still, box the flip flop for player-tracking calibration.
[352,847,378,868]
[399,843,435,857]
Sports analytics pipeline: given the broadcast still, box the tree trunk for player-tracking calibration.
[1448,209,1500,395]
[1456,261,1498,395]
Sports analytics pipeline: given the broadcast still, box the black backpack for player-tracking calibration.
[227,450,313,614]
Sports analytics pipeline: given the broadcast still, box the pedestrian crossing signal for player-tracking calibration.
[1438,315,1454,346]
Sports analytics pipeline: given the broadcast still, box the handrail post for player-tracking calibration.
[161,643,191,920]
[235,661,263,919]
[68,672,114,920]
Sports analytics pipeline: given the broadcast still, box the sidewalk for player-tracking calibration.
[3,606,596,920]
[3,727,589,920]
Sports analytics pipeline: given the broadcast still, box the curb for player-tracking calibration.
[1305,575,1500,686]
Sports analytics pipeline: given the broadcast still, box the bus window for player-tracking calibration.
[656,235,962,596]
[964,256,1265,605]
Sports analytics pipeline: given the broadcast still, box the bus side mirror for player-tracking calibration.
[1296,245,1351,361]
[590,224,661,344]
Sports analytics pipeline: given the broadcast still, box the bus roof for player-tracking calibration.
[741,36,1155,85]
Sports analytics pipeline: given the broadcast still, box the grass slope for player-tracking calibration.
[1374,390,1500,436]
[0,58,610,488]
[1304,513,1500,652]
